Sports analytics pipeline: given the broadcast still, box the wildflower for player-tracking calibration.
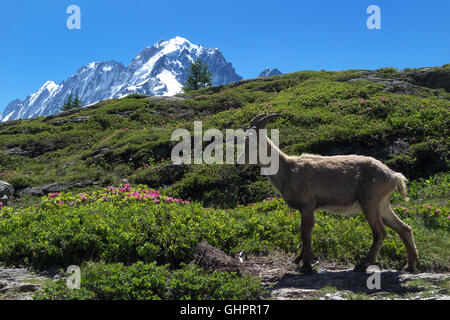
[435,209,441,214]
[0,202,2,207]
[426,205,431,210]
[58,201,64,205]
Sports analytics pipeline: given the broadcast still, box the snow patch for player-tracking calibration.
[1,111,15,122]
[156,70,182,96]
[29,81,59,106]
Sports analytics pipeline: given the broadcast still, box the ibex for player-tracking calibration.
[236,114,418,273]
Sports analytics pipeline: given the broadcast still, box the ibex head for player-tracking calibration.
[235,113,281,173]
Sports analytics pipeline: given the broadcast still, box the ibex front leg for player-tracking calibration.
[297,208,316,274]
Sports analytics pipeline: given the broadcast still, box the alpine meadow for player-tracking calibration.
[0,65,449,300]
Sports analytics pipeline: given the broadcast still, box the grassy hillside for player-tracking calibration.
[0,65,449,299]
[0,66,449,208]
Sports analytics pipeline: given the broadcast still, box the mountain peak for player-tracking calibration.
[42,80,59,90]
[167,36,190,45]
[1,38,242,122]
[153,37,194,50]
[259,67,283,77]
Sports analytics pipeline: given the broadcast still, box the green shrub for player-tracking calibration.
[34,262,263,300]
[240,180,279,204]
[130,164,186,187]
[376,67,399,77]
[168,165,241,208]
[410,139,448,176]
[0,185,448,272]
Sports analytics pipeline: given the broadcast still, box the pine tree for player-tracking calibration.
[183,58,213,91]
[62,94,73,111]
[72,94,82,108]
[60,94,82,111]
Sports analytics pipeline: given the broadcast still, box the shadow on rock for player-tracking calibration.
[270,269,422,295]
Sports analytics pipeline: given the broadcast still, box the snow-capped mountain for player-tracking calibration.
[258,67,282,77]
[0,37,242,122]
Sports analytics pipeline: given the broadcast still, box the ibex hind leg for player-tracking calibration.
[354,203,387,272]
[380,199,418,272]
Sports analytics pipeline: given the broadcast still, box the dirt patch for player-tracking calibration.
[194,241,241,274]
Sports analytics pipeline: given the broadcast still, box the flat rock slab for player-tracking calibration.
[146,96,185,102]
[269,268,450,300]
[18,180,101,197]
[0,266,51,300]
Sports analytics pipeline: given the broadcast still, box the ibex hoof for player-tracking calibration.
[296,264,317,274]
[353,264,368,273]
[293,254,303,265]
[402,265,416,273]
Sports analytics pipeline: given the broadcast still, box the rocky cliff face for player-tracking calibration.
[0,37,242,122]
[404,67,450,92]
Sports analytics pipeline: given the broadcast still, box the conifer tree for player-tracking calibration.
[183,58,212,91]
[60,93,82,111]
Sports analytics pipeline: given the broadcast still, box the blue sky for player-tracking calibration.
[0,0,449,113]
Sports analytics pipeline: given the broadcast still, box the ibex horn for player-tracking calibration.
[249,114,266,127]
[254,113,282,129]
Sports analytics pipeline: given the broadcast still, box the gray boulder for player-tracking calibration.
[0,180,14,205]
[18,180,101,197]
